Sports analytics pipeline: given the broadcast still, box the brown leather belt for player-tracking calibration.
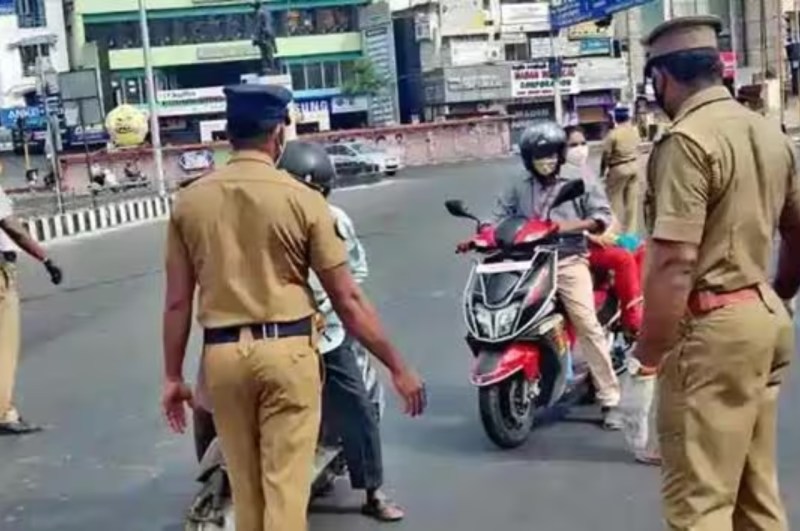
[608,158,637,168]
[687,287,760,314]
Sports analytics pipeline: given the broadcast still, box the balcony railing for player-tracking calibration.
[18,13,47,29]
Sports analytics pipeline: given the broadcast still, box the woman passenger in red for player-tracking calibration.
[564,125,644,335]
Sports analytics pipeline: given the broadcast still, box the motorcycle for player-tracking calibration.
[184,342,385,531]
[446,179,634,449]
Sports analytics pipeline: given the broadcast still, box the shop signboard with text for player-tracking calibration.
[440,0,490,37]
[510,61,579,99]
[443,64,513,103]
[576,57,626,91]
[501,3,550,33]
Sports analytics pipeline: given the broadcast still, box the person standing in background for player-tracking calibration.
[0,168,63,435]
[600,107,641,233]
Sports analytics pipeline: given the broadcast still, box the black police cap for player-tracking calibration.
[224,84,293,124]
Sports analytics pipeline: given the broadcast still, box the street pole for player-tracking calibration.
[138,0,166,196]
[550,27,564,124]
[625,9,636,104]
[37,56,64,214]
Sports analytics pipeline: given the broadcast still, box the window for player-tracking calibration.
[323,62,339,88]
[306,63,323,89]
[290,64,306,90]
[83,6,359,50]
[505,43,529,62]
[341,60,356,85]
[16,0,46,28]
[19,43,49,77]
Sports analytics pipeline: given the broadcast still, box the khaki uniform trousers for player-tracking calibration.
[606,161,640,233]
[203,330,322,531]
[658,286,792,531]
[558,257,620,406]
[0,263,20,422]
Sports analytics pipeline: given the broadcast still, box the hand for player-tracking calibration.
[390,367,427,417]
[587,234,613,248]
[43,259,63,285]
[162,379,194,433]
[633,345,661,373]
[556,220,586,234]
[455,240,472,254]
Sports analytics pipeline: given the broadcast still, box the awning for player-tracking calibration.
[9,33,58,48]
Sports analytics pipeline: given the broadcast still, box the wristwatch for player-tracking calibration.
[627,356,658,377]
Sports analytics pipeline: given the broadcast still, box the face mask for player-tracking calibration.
[651,74,668,117]
[566,145,589,167]
[532,156,559,177]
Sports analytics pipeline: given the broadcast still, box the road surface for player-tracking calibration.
[2,156,799,531]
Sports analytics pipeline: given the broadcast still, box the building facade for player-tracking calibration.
[396,0,625,138]
[67,0,394,142]
[0,0,69,108]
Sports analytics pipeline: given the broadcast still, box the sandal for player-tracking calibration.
[362,495,405,522]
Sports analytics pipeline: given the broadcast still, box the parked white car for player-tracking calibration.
[325,142,402,176]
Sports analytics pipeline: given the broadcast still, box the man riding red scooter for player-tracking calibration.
[459,120,623,429]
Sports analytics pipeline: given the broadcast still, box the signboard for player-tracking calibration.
[720,51,737,79]
[179,150,215,173]
[550,0,655,31]
[0,106,46,129]
[511,61,579,98]
[576,57,627,90]
[529,36,581,59]
[440,0,489,37]
[331,95,369,114]
[501,3,550,33]
[442,64,512,103]
[450,39,502,65]
[361,4,400,126]
[579,37,612,56]
[567,20,612,39]
[0,0,14,14]
[67,124,108,145]
[196,43,259,62]
[296,100,331,131]
[156,86,226,117]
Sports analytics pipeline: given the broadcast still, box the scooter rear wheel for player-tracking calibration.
[478,374,535,449]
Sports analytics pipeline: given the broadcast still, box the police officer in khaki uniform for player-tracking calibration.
[161,84,426,531]
[634,16,800,530]
[601,106,641,233]
[0,173,63,435]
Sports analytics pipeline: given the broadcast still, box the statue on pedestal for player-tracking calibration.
[252,1,279,75]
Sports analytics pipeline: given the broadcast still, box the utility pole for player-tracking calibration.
[549,27,564,123]
[625,9,636,105]
[138,0,166,196]
[37,56,64,214]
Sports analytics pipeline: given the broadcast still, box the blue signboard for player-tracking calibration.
[0,0,14,15]
[580,37,612,55]
[0,105,46,129]
[551,0,654,30]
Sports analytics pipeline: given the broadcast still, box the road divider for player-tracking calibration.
[21,195,173,243]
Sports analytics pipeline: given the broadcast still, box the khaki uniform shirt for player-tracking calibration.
[644,86,800,293]
[603,123,640,168]
[167,150,347,328]
[0,185,15,252]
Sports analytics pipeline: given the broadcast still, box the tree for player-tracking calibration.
[341,59,387,97]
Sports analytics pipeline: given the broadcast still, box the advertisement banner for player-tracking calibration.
[511,61,579,98]
[443,64,512,103]
[579,37,611,56]
[529,36,581,59]
[450,39,503,65]
[567,20,612,39]
[576,58,627,91]
[440,0,489,36]
[501,3,550,33]
[0,105,46,129]
[720,51,736,79]
[0,0,14,14]
[551,0,655,31]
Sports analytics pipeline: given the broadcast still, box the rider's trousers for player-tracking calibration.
[322,337,383,490]
[203,329,321,531]
[558,256,621,407]
[0,264,20,423]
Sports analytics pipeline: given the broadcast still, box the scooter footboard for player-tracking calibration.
[470,343,541,387]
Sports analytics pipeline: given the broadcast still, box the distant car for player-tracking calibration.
[325,142,401,176]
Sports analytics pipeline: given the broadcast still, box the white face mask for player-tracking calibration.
[566,145,589,167]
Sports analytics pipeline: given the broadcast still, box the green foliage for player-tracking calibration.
[341,59,387,96]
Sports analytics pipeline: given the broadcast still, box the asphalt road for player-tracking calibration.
[2,156,800,531]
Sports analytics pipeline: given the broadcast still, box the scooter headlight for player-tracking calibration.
[474,304,493,337]
[495,302,521,337]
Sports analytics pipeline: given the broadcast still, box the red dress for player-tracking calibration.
[589,243,645,332]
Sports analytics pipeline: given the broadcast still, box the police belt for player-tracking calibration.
[204,316,312,345]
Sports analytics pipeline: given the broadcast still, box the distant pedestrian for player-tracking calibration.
[600,106,641,233]
[0,169,63,435]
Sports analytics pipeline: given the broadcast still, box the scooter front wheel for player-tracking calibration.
[478,374,536,449]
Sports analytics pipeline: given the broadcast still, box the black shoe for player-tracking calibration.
[0,418,43,436]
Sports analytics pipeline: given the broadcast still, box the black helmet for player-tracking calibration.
[519,120,567,173]
[278,140,337,196]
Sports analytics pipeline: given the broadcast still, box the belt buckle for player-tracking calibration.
[261,323,279,339]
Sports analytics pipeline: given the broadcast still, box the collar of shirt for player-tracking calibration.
[227,149,276,167]
[528,170,580,217]
[671,85,732,125]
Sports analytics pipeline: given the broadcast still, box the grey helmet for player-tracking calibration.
[518,120,567,174]
[278,140,337,196]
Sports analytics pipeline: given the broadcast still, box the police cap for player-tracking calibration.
[224,84,293,125]
[642,15,722,60]
[613,106,631,121]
